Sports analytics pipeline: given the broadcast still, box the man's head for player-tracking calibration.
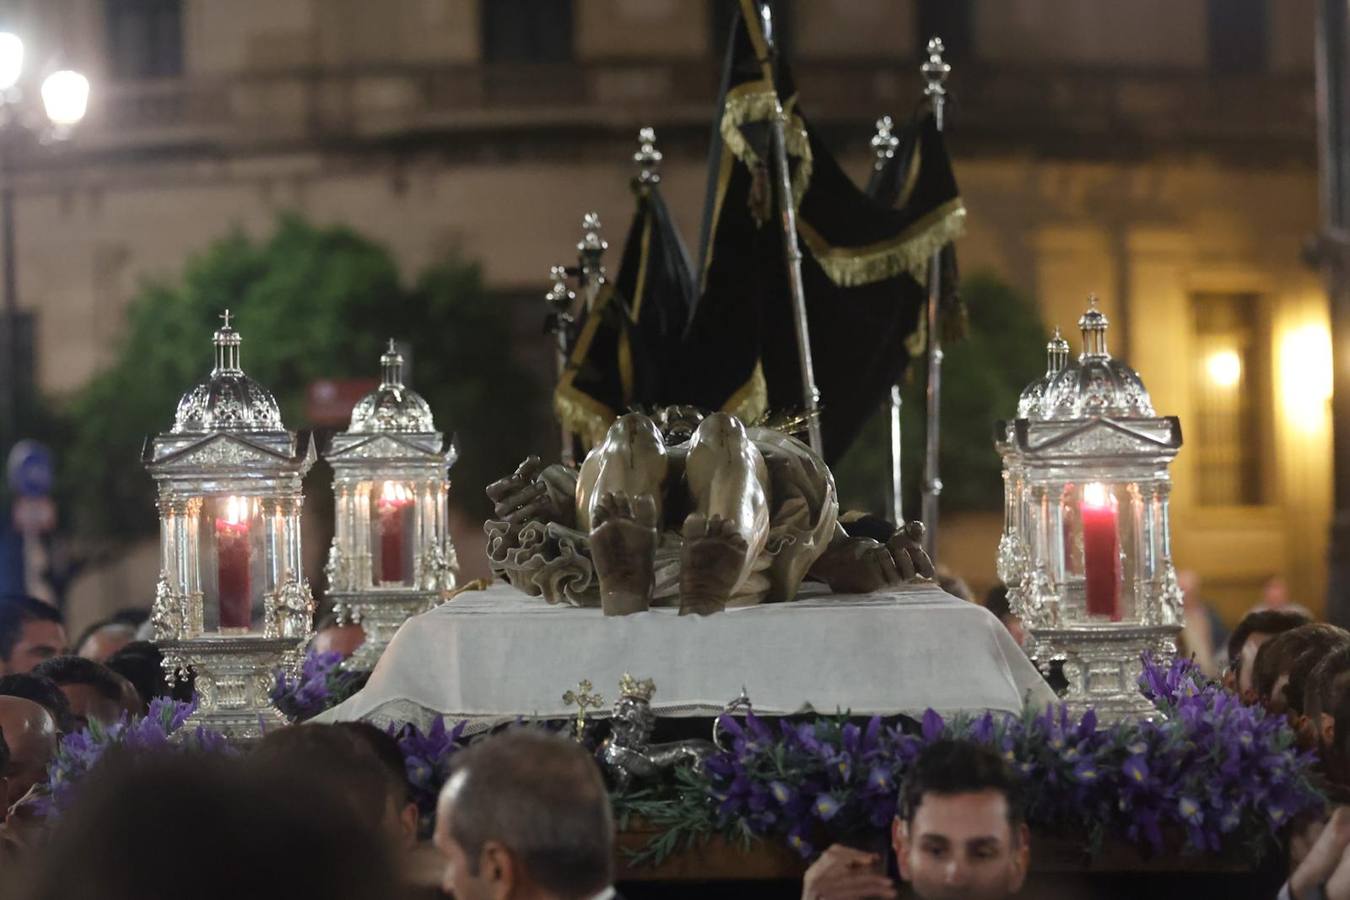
[0,596,66,675]
[1305,645,1350,775]
[75,621,137,663]
[255,724,408,843]
[24,753,398,900]
[983,585,1025,648]
[1253,624,1350,716]
[310,614,366,659]
[434,729,614,900]
[893,739,1030,900]
[1226,608,1313,697]
[0,672,76,734]
[0,695,56,807]
[337,721,420,848]
[32,656,140,729]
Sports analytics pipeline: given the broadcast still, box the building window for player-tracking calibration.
[917,0,972,63]
[105,0,183,80]
[1208,0,1267,74]
[1191,292,1270,506]
[482,0,574,64]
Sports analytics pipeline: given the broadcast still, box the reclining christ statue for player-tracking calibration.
[485,407,933,616]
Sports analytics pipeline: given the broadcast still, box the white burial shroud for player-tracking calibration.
[318,580,1057,731]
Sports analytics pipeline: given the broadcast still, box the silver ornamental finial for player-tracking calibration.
[922,37,951,131]
[635,126,662,184]
[1078,295,1110,359]
[871,115,899,171]
[545,265,575,314]
[212,308,242,375]
[380,339,405,389]
[577,213,607,287]
[1046,327,1070,375]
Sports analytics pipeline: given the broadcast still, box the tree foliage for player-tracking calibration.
[61,215,544,539]
[832,271,1048,516]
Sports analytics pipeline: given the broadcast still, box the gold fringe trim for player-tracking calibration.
[722,360,768,424]
[553,384,613,451]
[798,199,967,289]
[720,84,813,209]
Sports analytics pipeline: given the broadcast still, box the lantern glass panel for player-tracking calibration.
[371,479,416,586]
[1059,481,1131,623]
[200,495,267,632]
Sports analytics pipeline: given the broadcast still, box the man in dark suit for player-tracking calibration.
[434,729,619,900]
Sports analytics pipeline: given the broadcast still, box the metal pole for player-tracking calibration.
[1,151,16,447]
[920,37,950,559]
[546,266,577,467]
[871,116,906,526]
[1317,0,1350,627]
[760,3,824,457]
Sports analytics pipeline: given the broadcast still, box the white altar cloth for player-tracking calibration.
[320,581,1057,729]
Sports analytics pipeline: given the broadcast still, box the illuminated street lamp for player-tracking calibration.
[0,32,90,444]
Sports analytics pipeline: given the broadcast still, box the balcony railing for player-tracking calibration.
[30,60,1315,163]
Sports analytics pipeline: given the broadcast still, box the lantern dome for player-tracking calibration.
[172,312,283,434]
[1036,296,1154,419]
[1016,328,1070,418]
[348,340,435,434]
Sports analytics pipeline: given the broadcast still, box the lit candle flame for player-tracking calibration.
[379,481,413,506]
[220,495,251,526]
[1082,482,1111,509]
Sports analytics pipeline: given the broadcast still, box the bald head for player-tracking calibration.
[77,623,136,663]
[0,695,56,806]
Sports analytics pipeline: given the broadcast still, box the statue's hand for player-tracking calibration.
[887,521,935,581]
[486,456,568,539]
[809,536,900,594]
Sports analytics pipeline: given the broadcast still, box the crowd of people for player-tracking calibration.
[2,577,1350,898]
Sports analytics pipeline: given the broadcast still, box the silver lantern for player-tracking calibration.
[323,339,458,671]
[995,297,1183,722]
[144,312,315,740]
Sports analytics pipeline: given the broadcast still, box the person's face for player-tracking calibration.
[59,684,125,729]
[893,791,1029,900]
[434,776,514,900]
[0,620,66,674]
[1238,631,1273,696]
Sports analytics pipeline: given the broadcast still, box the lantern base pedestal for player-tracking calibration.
[159,635,301,742]
[331,591,439,672]
[1030,624,1181,724]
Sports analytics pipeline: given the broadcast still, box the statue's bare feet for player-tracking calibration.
[591,491,659,616]
[679,513,748,616]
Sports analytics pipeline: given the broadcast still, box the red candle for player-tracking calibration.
[215,496,252,629]
[1081,483,1121,621]
[378,482,413,584]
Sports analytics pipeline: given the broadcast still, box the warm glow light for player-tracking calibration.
[1082,482,1111,509]
[219,495,251,526]
[379,481,413,505]
[41,69,88,126]
[1205,349,1242,389]
[1280,322,1333,418]
[0,34,24,92]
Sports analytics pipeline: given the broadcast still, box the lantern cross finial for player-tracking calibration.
[220,309,233,330]
[387,337,397,354]
[562,679,604,741]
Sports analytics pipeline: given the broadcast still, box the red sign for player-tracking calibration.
[306,378,378,427]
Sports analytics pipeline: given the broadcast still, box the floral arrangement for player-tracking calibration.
[38,697,231,817]
[390,716,470,828]
[615,654,1324,865]
[270,650,369,721]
